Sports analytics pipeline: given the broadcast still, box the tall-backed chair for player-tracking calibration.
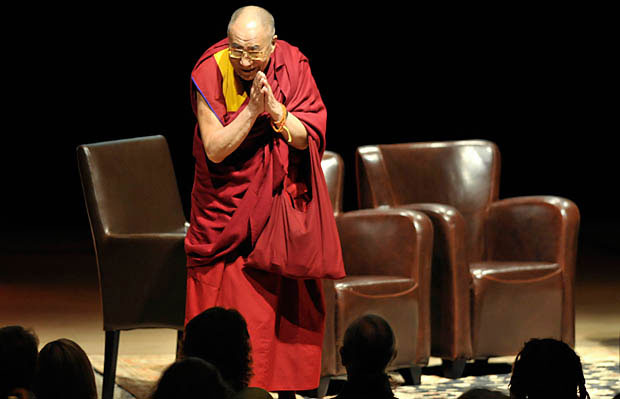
[77,135,187,399]
[356,140,579,377]
[318,151,434,396]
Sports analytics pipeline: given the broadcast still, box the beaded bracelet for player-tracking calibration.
[270,103,292,142]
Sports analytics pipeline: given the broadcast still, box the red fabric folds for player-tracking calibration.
[246,138,345,279]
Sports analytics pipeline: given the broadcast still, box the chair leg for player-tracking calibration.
[317,376,331,398]
[472,358,489,373]
[442,358,466,379]
[398,366,422,385]
[103,330,120,399]
[295,376,331,398]
[473,358,489,366]
[175,329,184,360]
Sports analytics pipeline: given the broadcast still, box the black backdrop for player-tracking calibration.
[3,3,616,253]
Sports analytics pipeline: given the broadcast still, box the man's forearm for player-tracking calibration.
[201,107,259,163]
[282,112,309,150]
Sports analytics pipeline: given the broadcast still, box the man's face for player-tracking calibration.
[228,21,275,82]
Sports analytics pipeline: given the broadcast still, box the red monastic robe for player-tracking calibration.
[185,38,343,391]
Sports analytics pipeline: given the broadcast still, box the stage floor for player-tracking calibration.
[1,229,618,391]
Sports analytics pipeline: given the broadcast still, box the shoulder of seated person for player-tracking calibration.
[234,386,274,399]
[8,388,36,399]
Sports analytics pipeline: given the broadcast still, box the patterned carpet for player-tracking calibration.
[390,359,619,398]
[90,339,620,399]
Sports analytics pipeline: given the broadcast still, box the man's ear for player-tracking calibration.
[271,35,278,50]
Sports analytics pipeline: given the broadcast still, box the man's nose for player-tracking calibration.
[240,55,252,67]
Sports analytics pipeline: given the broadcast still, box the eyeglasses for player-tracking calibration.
[228,47,269,61]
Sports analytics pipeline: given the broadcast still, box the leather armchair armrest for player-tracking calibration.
[97,232,187,330]
[399,203,473,360]
[321,278,338,376]
[485,196,580,264]
[335,208,433,283]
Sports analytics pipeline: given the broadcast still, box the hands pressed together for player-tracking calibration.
[244,70,306,148]
[247,71,285,122]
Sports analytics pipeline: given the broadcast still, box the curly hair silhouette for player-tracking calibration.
[509,338,589,399]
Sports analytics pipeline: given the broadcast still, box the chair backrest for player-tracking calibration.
[321,151,344,215]
[77,135,186,239]
[356,140,500,261]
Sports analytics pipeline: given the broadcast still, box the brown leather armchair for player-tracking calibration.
[318,151,434,395]
[77,135,187,399]
[356,140,579,377]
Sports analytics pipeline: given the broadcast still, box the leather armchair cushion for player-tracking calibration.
[470,266,563,356]
[334,277,421,372]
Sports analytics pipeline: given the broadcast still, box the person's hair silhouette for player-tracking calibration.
[335,314,397,399]
[151,357,233,399]
[183,307,252,392]
[0,325,39,398]
[340,314,396,376]
[509,338,589,399]
[33,338,97,399]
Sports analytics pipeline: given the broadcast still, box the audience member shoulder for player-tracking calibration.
[234,386,274,399]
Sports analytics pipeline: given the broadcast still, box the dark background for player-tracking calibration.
[2,3,616,255]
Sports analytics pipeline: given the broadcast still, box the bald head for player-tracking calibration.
[226,5,277,81]
[228,6,275,40]
[341,314,396,375]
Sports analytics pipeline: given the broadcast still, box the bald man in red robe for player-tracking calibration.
[184,6,344,398]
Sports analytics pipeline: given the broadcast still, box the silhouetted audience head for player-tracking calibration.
[458,387,509,398]
[509,338,589,399]
[151,357,234,399]
[0,325,39,398]
[33,338,97,399]
[340,314,396,376]
[183,307,252,392]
